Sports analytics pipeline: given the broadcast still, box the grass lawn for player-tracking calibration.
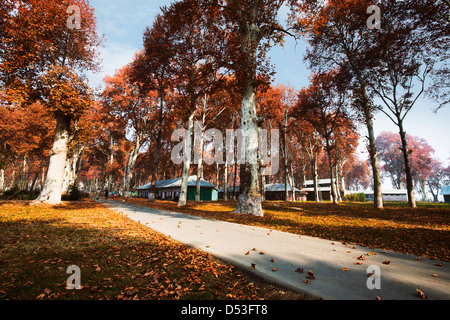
[0,199,306,300]
[115,197,450,262]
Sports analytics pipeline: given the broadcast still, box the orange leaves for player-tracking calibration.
[306,270,315,280]
[416,289,427,299]
[0,201,307,300]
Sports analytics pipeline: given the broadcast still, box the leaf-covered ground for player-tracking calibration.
[0,200,306,300]
[116,198,450,262]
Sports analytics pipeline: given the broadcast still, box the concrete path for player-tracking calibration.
[98,198,450,300]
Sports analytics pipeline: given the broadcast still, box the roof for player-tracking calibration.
[264,183,302,192]
[218,186,240,193]
[218,184,305,193]
[440,186,450,196]
[136,176,217,190]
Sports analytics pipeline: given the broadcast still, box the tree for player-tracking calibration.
[157,0,232,206]
[0,0,101,204]
[290,0,384,209]
[102,63,157,195]
[203,0,293,216]
[426,160,449,202]
[362,0,444,207]
[292,71,350,204]
[376,132,435,198]
[345,160,371,191]
[132,13,175,201]
[258,84,297,201]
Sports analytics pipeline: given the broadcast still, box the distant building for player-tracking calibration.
[218,184,307,201]
[365,189,408,202]
[440,186,450,204]
[303,179,333,201]
[264,183,307,201]
[135,176,218,201]
[218,186,240,200]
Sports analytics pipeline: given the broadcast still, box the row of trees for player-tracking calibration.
[376,131,450,202]
[1,0,449,215]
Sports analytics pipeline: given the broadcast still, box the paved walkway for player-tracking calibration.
[98,198,450,300]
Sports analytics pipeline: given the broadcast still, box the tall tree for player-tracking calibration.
[363,0,449,207]
[0,0,101,204]
[102,64,157,195]
[292,71,350,204]
[204,0,292,216]
[154,0,229,206]
[376,132,434,197]
[132,13,175,201]
[290,0,384,209]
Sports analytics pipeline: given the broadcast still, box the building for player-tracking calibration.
[364,189,408,202]
[136,176,218,201]
[264,183,307,201]
[440,186,450,204]
[218,184,307,201]
[218,186,240,200]
[303,179,332,201]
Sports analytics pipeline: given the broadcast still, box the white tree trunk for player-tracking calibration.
[33,115,69,205]
[178,113,194,206]
[0,169,4,192]
[233,84,263,216]
[124,137,141,196]
[195,121,204,202]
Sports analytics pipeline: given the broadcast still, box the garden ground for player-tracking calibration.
[0,200,305,300]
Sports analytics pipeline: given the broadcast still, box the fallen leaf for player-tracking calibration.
[270,258,274,262]
[434,263,443,267]
[382,261,391,265]
[272,268,277,272]
[432,274,438,277]
[342,268,349,271]
[245,251,249,255]
[306,270,315,279]
[259,251,265,255]
[250,263,256,269]
[417,289,427,299]
[355,262,363,265]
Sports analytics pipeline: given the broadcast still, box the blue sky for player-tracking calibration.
[87,0,450,175]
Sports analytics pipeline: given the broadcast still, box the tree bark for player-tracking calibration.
[195,121,204,202]
[233,83,263,216]
[363,107,383,209]
[178,113,194,206]
[149,90,165,201]
[124,138,141,196]
[398,119,417,208]
[325,138,338,204]
[312,155,319,202]
[33,114,70,205]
